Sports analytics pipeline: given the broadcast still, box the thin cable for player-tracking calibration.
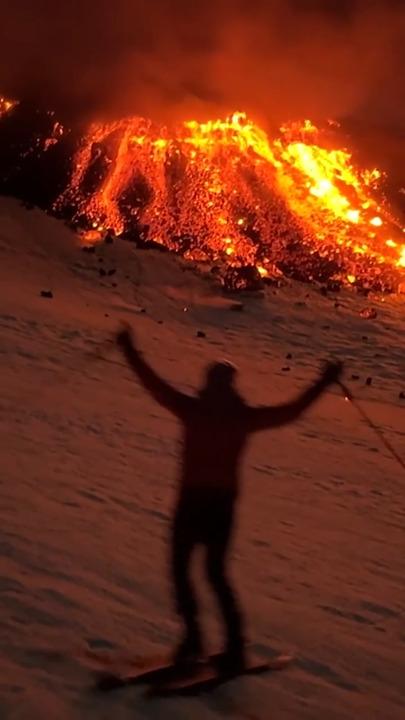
[337,380,405,474]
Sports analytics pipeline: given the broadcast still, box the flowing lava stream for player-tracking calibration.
[2,96,405,291]
[61,112,405,291]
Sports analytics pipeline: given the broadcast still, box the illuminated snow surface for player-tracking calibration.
[0,197,404,720]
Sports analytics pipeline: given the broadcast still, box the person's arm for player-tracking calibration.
[246,361,343,432]
[116,326,194,418]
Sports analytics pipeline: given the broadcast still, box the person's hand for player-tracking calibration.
[115,321,134,349]
[321,360,343,385]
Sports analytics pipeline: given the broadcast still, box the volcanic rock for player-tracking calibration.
[196,330,206,338]
[142,239,170,253]
[40,290,53,298]
[223,265,263,293]
[365,377,373,386]
[360,307,377,319]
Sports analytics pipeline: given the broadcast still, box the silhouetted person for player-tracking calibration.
[116,324,342,671]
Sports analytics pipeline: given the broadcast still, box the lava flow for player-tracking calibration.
[1,94,403,292]
[59,111,405,291]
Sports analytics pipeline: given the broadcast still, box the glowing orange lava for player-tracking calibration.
[59,111,405,290]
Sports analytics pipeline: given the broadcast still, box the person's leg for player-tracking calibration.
[171,507,202,663]
[205,503,245,667]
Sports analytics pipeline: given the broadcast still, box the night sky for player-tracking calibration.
[0,1,404,126]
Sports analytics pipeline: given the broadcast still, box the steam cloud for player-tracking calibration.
[0,0,404,127]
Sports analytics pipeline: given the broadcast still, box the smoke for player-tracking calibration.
[0,0,404,127]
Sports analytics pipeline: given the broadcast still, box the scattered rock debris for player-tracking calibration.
[40,290,53,299]
[196,330,206,338]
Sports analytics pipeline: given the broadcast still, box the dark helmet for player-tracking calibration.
[204,360,237,389]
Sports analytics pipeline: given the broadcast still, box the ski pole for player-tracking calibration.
[336,380,405,474]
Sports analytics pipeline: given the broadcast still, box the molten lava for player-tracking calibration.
[60,111,404,291]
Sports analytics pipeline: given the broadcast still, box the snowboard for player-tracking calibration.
[87,645,294,693]
[148,653,293,696]
[93,652,224,691]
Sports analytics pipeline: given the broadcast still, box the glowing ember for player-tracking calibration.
[79,229,104,245]
[43,121,65,151]
[0,95,18,118]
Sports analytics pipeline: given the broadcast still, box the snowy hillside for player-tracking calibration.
[0,196,404,720]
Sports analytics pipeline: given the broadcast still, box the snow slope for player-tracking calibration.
[0,196,404,720]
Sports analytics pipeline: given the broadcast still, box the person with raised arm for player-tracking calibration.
[116,323,342,672]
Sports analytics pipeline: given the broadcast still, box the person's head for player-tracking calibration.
[201,360,237,397]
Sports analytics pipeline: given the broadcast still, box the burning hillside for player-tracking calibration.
[1,97,404,292]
